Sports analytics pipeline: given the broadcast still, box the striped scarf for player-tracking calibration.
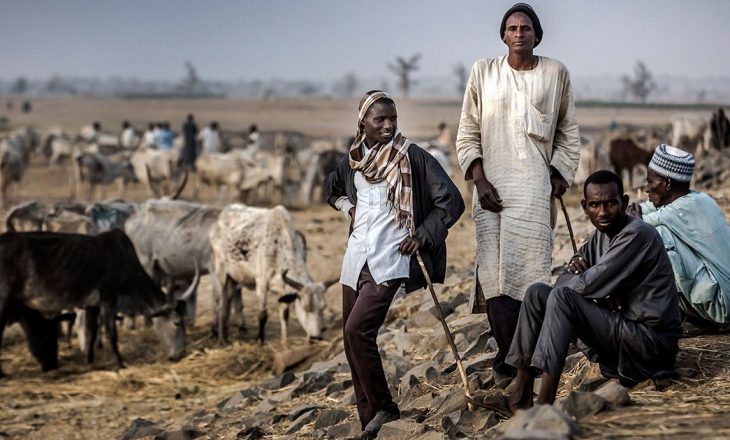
[349,91,414,232]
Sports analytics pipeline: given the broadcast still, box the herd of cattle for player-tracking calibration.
[0,124,343,208]
[0,121,346,378]
[0,109,727,379]
[0,197,337,378]
[575,112,729,188]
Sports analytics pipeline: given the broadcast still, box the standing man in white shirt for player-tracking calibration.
[198,122,223,154]
[119,120,140,150]
[326,90,464,437]
[247,124,260,152]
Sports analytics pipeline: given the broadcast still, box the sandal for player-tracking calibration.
[466,391,514,420]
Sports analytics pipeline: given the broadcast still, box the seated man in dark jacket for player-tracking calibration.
[484,170,681,416]
[326,90,464,437]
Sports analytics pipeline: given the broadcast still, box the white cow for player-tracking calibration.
[42,133,79,165]
[195,150,285,204]
[209,204,335,345]
[573,135,612,187]
[671,114,710,154]
[129,145,184,197]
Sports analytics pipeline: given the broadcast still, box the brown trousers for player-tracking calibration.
[342,264,402,429]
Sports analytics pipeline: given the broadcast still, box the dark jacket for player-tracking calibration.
[325,144,465,293]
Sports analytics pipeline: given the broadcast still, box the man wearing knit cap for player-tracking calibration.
[455,3,581,388]
[326,90,464,438]
[628,144,730,325]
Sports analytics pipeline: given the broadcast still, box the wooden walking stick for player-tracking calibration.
[415,251,475,411]
[557,195,578,254]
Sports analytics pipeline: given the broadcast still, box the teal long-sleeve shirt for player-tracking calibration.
[641,192,730,324]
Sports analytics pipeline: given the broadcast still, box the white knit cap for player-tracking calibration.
[648,144,695,182]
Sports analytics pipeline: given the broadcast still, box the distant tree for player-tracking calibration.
[45,75,77,94]
[454,63,468,94]
[11,76,28,94]
[621,61,657,103]
[697,89,707,103]
[179,61,202,94]
[299,82,320,96]
[333,72,359,97]
[388,54,421,97]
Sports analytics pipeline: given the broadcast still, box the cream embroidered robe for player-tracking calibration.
[455,55,581,311]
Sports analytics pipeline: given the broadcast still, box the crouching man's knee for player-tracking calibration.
[546,286,581,310]
[523,282,553,310]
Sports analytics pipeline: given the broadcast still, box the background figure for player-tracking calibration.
[198,122,222,155]
[142,122,156,148]
[119,120,139,150]
[435,121,452,149]
[710,108,730,150]
[182,114,198,169]
[155,122,174,150]
[454,2,581,388]
[248,124,260,152]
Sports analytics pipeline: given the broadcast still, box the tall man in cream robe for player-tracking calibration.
[455,3,580,387]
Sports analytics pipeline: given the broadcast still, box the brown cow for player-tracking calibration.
[609,137,653,188]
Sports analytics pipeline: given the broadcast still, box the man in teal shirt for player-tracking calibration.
[628,144,730,324]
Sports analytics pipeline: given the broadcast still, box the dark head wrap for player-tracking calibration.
[500,3,543,47]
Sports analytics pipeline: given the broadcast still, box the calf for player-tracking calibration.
[609,137,652,188]
[0,229,196,377]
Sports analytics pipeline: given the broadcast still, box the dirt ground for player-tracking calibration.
[0,98,727,439]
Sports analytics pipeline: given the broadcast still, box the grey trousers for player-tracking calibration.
[505,282,622,378]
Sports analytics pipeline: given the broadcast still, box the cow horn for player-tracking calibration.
[323,277,340,289]
[179,260,200,302]
[282,269,304,290]
[150,305,173,318]
[295,230,308,261]
[144,163,153,183]
[170,169,188,200]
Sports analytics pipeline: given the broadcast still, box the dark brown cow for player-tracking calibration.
[0,229,197,377]
[609,138,653,188]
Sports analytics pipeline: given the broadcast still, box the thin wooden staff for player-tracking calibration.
[557,195,578,254]
[415,250,474,411]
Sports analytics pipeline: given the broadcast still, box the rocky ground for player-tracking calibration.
[111,178,730,440]
[1,99,729,439]
[2,179,730,440]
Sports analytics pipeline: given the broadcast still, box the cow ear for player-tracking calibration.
[278,293,299,304]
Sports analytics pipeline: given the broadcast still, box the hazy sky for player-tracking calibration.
[1,0,729,82]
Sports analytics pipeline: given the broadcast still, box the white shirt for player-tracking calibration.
[120,127,138,149]
[142,130,156,147]
[248,132,260,151]
[198,127,222,154]
[339,147,411,289]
